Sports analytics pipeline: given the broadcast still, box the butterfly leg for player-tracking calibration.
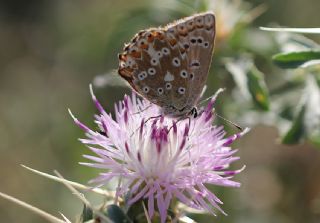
[130,114,162,137]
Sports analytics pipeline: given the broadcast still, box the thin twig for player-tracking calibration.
[21,165,115,198]
[0,191,66,223]
[53,170,112,223]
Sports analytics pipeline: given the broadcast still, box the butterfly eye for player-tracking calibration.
[165,83,172,90]
[180,70,188,78]
[157,88,164,95]
[190,107,198,118]
[172,57,181,67]
[178,87,186,95]
[148,68,156,75]
[142,86,150,93]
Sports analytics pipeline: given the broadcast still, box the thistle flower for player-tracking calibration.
[70,87,249,223]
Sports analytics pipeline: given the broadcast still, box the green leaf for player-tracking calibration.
[225,58,270,110]
[106,204,132,223]
[272,51,320,69]
[247,65,270,110]
[282,75,320,146]
[260,27,320,34]
[304,75,320,147]
[81,205,93,222]
[282,102,306,144]
[225,58,252,99]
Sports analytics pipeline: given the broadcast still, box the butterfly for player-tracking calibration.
[118,12,216,118]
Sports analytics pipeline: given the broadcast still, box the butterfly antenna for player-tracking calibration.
[215,113,243,131]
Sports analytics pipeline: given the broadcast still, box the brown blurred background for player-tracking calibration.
[0,0,319,222]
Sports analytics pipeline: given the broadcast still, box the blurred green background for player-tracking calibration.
[0,0,320,222]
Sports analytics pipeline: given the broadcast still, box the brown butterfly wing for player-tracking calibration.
[118,12,215,113]
[167,12,216,109]
[118,28,186,109]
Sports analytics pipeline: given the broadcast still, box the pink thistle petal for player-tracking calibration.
[88,173,116,184]
[74,89,248,220]
[128,185,149,205]
[222,127,250,146]
[174,190,198,209]
[130,179,144,195]
[90,84,106,115]
[148,193,155,218]
[81,155,104,163]
[155,185,168,223]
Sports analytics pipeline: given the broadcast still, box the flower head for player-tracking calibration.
[70,87,248,222]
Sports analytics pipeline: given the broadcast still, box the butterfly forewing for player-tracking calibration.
[118,12,215,117]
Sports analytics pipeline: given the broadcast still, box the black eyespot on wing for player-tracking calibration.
[165,83,172,89]
[190,61,200,67]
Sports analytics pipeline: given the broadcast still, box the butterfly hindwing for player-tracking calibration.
[118,12,215,116]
